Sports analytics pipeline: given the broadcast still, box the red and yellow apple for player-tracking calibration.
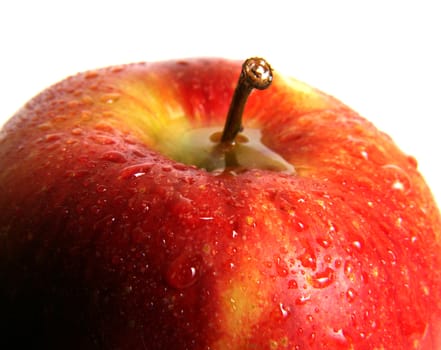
[0,57,440,349]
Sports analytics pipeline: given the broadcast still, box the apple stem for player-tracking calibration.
[220,57,273,145]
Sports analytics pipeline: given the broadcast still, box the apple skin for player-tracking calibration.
[0,58,441,349]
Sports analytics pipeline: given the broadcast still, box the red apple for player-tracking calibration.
[0,57,440,349]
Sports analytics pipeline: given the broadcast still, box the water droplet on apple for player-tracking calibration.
[309,332,316,344]
[347,232,365,254]
[346,288,357,302]
[85,70,99,79]
[81,95,94,105]
[344,261,356,281]
[111,65,125,73]
[350,312,357,326]
[225,260,236,270]
[80,110,93,121]
[381,164,411,193]
[71,128,83,136]
[294,220,306,232]
[351,239,364,252]
[44,133,63,142]
[172,163,188,171]
[37,122,53,131]
[226,246,237,256]
[316,235,332,248]
[94,122,115,133]
[119,163,154,179]
[387,249,397,265]
[331,328,349,345]
[101,151,127,163]
[275,255,289,277]
[165,254,203,289]
[89,134,116,145]
[360,150,369,160]
[161,165,173,172]
[298,249,316,270]
[309,267,335,288]
[72,168,92,180]
[100,92,121,104]
[295,295,311,305]
[288,279,298,289]
[407,155,418,168]
[279,303,290,318]
[96,184,107,193]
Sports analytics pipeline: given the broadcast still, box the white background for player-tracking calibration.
[1,1,440,206]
